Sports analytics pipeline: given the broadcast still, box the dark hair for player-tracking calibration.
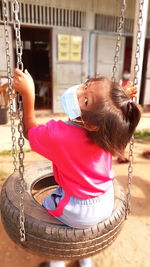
[81,78,141,156]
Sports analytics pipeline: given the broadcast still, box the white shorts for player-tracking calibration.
[42,181,114,229]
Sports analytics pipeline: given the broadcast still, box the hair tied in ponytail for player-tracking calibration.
[127,99,133,109]
[126,99,133,120]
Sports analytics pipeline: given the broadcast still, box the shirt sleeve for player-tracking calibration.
[28,120,59,161]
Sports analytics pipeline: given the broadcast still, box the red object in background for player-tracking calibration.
[124,48,132,71]
[122,80,128,87]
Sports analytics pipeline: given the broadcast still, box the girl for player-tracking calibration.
[12,69,141,267]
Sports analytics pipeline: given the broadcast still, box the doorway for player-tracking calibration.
[14,27,52,110]
[123,36,132,71]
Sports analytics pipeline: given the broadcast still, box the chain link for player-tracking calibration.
[126,0,144,218]
[133,0,144,88]
[12,0,26,242]
[12,0,24,72]
[126,136,134,218]
[2,0,18,171]
[112,0,126,82]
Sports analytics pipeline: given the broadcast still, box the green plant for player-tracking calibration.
[134,130,150,144]
[0,148,31,156]
[134,130,150,138]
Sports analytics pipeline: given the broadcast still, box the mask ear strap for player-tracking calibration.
[81,114,99,131]
[83,123,99,132]
[73,117,99,132]
[73,117,84,125]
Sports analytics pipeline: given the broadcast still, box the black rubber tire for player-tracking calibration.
[0,160,126,260]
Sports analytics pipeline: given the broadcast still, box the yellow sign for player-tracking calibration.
[70,36,82,61]
[58,34,70,61]
[58,34,82,62]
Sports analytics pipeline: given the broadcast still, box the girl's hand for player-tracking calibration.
[12,69,37,138]
[123,81,137,99]
[12,68,35,98]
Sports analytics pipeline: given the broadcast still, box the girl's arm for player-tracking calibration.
[12,68,37,139]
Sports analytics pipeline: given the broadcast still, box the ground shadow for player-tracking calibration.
[116,175,150,217]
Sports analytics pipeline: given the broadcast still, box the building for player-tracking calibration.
[0,0,150,112]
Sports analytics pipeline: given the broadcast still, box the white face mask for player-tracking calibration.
[123,73,130,80]
[61,85,81,120]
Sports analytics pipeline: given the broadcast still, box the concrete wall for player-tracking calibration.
[19,0,150,21]
[19,0,93,11]
[93,0,135,18]
[0,26,14,77]
[20,0,136,18]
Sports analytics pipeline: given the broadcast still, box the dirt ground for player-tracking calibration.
[0,141,150,267]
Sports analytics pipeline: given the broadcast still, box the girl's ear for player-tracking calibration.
[83,122,99,132]
[73,118,99,132]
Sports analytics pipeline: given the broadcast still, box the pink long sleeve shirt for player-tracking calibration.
[28,120,114,200]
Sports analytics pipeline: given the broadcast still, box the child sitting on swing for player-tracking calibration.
[13,69,141,267]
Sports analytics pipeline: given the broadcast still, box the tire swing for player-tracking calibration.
[0,0,142,260]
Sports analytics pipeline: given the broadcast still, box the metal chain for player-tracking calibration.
[126,136,134,218]
[126,0,144,218]
[2,0,18,171]
[133,0,144,88]
[12,0,26,242]
[112,0,126,82]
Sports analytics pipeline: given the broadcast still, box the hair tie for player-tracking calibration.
[128,99,132,104]
[126,99,133,118]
